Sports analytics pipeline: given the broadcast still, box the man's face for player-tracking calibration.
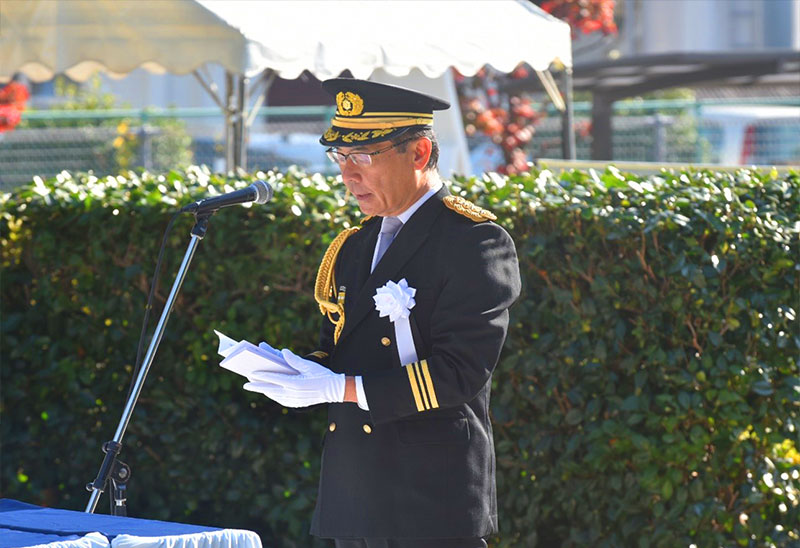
[336,139,427,217]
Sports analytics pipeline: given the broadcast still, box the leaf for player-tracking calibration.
[751,380,774,396]
[662,480,673,500]
[621,395,640,411]
[565,409,583,425]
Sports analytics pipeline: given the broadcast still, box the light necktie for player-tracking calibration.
[372,216,403,271]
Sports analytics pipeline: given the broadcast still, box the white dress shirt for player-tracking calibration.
[355,180,443,410]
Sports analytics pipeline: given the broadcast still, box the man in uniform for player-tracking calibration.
[244,78,521,548]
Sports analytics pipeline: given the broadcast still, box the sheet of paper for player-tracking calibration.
[214,329,239,358]
[221,343,296,378]
[214,330,298,378]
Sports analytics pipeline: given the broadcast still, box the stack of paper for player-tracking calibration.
[214,330,297,378]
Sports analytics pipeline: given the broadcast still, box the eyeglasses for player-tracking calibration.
[326,137,415,166]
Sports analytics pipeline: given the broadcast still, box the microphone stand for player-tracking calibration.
[85,212,213,514]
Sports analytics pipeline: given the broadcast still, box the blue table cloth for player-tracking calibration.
[0,500,261,548]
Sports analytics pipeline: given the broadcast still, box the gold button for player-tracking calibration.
[329,422,336,432]
[381,337,391,347]
[362,424,372,434]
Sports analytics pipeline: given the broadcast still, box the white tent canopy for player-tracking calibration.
[0,0,574,173]
[196,0,572,79]
[1,0,571,81]
[0,0,248,83]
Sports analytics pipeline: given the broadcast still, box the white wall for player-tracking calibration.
[99,67,225,109]
[622,0,800,55]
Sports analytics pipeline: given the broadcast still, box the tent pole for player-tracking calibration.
[225,72,235,172]
[561,68,576,160]
[535,70,565,111]
[195,68,235,173]
[245,70,275,129]
[237,69,277,174]
[192,69,225,111]
[237,74,247,171]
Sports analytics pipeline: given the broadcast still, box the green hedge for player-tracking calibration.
[1,166,798,547]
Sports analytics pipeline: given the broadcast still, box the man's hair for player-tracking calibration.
[395,127,439,172]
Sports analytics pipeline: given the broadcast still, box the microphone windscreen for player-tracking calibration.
[252,180,273,204]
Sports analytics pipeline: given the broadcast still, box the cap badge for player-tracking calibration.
[336,91,364,117]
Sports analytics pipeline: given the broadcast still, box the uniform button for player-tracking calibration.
[329,422,336,432]
[381,337,391,346]
[363,424,372,434]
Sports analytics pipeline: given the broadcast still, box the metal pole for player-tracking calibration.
[237,75,247,171]
[225,72,235,172]
[591,93,614,161]
[85,217,210,513]
[138,110,153,171]
[653,114,668,162]
[561,68,576,160]
[694,101,704,162]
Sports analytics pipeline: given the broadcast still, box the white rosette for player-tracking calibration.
[373,278,418,364]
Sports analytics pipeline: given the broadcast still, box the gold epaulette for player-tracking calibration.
[443,195,497,222]
[314,225,360,343]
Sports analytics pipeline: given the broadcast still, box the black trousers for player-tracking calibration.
[333,538,487,548]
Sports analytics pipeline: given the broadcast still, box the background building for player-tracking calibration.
[521,0,800,164]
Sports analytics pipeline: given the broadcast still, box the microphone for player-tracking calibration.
[180,180,273,214]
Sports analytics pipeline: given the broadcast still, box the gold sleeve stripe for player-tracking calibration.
[332,117,434,130]
[308,351,329,359]
[406,364,425,412]
[420,359,439,409]
[414,362,431,411]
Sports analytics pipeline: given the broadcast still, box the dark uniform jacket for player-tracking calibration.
[308,186,521,539]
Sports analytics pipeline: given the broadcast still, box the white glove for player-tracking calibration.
[243,348,345,408]
[258,340,284,360]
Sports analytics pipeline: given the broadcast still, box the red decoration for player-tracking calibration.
[0,81,30,132]
[457,1,617,173]
[458,66,544,174]
[539,0,617,36]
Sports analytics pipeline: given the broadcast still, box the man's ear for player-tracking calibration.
[412,137,432,170]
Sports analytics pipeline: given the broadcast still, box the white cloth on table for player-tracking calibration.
[111,529,262,548]
[27,532,110,548]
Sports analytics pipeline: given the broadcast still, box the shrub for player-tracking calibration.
[1,165,797,547]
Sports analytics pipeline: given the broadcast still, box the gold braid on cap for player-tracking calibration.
[314,225,362,343]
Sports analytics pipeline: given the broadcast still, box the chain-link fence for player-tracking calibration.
[528,98,800,166]
[0,106,336,189]
[1,99,798,189]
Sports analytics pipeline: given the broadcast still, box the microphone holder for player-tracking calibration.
[85,212,213,514]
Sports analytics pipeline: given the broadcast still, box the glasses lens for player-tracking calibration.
[326,150,345,164]
[350,153,372,166]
